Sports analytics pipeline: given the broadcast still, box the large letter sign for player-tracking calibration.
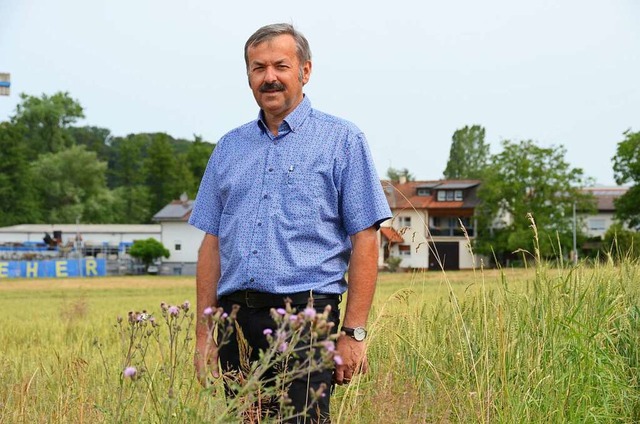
[0,259,106,278]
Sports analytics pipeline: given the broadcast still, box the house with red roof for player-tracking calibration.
[379,179,482,270]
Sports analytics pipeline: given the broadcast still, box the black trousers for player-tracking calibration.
[218,295,341,423]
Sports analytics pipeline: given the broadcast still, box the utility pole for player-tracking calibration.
[572,201,578,264]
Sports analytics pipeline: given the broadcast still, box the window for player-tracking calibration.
[454,190,463,201]
[175,243,182,251]
[446,191,454,201]
[588,218,606,232]
[437,191,446,201]
[417,188,431,196]
[399,244,411,256]
[399,216,411,228]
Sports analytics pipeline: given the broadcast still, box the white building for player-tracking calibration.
[152,193,203,275]
[0,223,161,260]
[581,186,629,239]
[380,179,482,270]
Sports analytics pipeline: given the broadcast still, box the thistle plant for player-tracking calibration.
[99,298,340,423]
[202,300,341,423]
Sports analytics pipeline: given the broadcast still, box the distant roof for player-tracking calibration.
[382,179,481,210]
[153,198,194,222]
[380,227,404,243]
[435,182,479,190]
[0,224,161,234]
[582,186,629,211]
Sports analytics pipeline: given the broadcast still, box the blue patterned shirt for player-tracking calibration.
[189,96,391,296]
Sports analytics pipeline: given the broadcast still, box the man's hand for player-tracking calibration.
[333,334,368,385]
[194,331,220,386]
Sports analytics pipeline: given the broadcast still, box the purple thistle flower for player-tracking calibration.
[160,302,168,311]
[333,355,343,366]
[278,342,288,352]
[168,306,180,317]
[203,307,213,317]
[322,341,335,352]
[222,312,228,319]
[123,366,137,378]
[276,308,286,316]
[289,315,298,322]
[181,300,190,311]
[303,307,316,319]
[263,328,273,336]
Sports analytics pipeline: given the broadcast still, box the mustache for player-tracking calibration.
[259,82,285,92]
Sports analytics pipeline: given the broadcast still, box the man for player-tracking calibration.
[189,23,391,422]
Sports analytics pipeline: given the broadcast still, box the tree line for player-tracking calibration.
[387,124,640,262]
[0,92,215,226]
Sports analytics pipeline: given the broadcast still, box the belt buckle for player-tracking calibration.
[245,290,257,308]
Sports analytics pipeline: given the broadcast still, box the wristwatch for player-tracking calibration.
[342,326,367,341]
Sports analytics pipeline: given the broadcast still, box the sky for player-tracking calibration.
[1,0,638,186]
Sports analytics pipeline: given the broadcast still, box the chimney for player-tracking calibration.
[399,172,407,185]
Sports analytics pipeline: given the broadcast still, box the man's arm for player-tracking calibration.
[194,233,221,385]
[334,225,379,384]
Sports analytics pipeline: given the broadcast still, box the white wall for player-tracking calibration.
[159,222,204,263]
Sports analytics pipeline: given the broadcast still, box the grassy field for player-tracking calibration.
[1,262,639,423]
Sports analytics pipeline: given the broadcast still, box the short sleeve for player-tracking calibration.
[337,132,392,235]
[188,142,224,235]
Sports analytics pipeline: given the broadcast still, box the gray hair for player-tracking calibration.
[244,23,312,71]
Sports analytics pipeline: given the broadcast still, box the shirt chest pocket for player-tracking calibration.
[281,172,322,223]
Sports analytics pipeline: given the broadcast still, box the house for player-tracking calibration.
[581,186,629,239]
[151,193,203,275]
[380,179,482,270]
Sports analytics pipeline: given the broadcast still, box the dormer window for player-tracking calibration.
[417,188,431,196]
[437,189,464,201]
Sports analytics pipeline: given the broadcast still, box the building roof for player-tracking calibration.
[0,224,161,234]
[582,186,629,212]
[380,227,404,243]
[383,179,481,210]
[153,195,194,222]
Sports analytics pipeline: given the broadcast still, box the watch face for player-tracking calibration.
[353,327,367,341]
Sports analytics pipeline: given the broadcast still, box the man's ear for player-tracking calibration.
[301,60,312,85]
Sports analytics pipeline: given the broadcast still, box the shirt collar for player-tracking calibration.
[257,95,312,134]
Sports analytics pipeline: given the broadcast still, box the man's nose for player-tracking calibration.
[264,66,277,83]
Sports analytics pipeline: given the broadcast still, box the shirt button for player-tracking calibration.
[252,250,258,254]
[257,222,262,227]
[268,167,273,172]
[263,194,268,199]
[249,277,255,282]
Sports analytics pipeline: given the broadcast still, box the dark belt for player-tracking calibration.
[222,290,341,309]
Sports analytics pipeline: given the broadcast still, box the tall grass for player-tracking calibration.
[1,257,639,422]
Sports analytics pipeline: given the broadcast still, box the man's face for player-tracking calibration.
[247,34,311,121]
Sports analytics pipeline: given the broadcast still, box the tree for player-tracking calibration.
[612,129,640,228]
[443,125,490,179]
[13,92,84,157]
[31,145,117,223]
[475,139,594,264]
[0,122,41,225]
[108,134,152,222]
[69,126,112,162]
[129,238,170,267]
[386,167,414,183]
[144,133,185,214]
